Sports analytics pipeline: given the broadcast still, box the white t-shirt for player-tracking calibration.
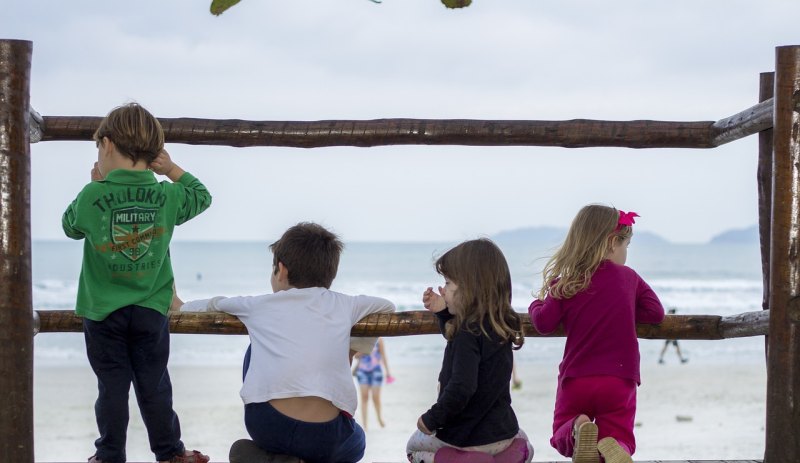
[182,287,395,416]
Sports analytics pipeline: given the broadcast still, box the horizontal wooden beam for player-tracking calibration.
[710,97,774,146]
[34,309,769,340]
[38,116,718,149]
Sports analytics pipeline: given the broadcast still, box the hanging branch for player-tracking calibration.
[209,0,471,16]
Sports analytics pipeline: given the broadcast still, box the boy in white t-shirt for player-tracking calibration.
[180,222,395,463]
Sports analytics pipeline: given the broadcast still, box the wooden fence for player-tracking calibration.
[1,39,797,462]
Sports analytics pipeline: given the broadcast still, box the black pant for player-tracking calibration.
[83,305,185,463]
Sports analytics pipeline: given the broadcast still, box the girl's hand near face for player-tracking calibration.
[422,286,447,313]
[417,416,434,435]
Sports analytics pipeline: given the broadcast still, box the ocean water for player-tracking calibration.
[32,239,766,368]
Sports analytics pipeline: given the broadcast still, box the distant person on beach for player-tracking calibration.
[179,222,395,463]
[352,337,393,429]
[407,239,533,463]
[62,103,212,463]
[512,358,523,390]
[658,309,689,364]
[529,205,665,463]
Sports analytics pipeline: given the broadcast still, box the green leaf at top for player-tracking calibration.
[441,0,472,8]
[210,0,241,16]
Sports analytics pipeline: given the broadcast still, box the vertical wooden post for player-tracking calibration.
[765,45,800,463]
[758,71,774,362]
[0,39,34,463]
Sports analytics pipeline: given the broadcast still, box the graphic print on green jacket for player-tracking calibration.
[63,169,212,321]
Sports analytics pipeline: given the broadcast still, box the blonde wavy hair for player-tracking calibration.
[436,239,524,350]
[537,204,632,300]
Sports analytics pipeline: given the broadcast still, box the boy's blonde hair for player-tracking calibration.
[94,102,164,165]
[538,204,632,300]
[436,239,524,350]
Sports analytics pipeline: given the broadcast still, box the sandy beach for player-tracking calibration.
[34,357,766,462]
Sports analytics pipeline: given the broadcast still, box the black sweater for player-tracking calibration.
[420,309,520,447]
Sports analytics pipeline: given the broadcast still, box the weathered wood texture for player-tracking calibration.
[758,72,774,365]
[33,98,774,149]
[40,116,718,148]
[764,45,800,463]
[711,98,774,146]
[29,111,761,151]
[35,310,769,340]
[0,39,34,463]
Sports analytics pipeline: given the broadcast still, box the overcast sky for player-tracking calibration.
[4,0,798,243]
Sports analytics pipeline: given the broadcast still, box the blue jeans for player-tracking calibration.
[83,305,185,463]
[241,345,365,463]
[244,402,365,463]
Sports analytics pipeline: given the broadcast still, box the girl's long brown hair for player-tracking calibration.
[436,238,524,350]
[537,204,632,300]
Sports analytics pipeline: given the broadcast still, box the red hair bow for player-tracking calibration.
[617,210,639,228]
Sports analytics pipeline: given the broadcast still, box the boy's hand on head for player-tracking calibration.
[422,287,447,313]
[90,162,103,181]
[149,149,175,176]
[149,149,186,182]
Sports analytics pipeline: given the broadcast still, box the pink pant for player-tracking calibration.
[550,375,637,458]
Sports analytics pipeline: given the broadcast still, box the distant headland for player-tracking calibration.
[492,224,759,246]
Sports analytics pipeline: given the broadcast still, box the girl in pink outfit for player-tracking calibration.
[528,205,665,463]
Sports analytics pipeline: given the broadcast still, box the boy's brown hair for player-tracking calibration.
[94,102,164,165]
[270,222,343,289]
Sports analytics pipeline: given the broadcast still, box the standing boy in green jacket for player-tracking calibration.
[62,103,212,463]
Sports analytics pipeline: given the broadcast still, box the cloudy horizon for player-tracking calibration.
[4,0,797,244]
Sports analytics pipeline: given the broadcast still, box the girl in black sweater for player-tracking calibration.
[406,239,533,463]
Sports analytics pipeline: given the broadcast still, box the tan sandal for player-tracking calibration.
[572,421,599,463]
[597,437,632,463]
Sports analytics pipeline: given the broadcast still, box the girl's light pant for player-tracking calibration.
[550,375,637,457]
[406,429,533,463]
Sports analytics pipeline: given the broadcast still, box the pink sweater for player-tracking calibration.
[529,261,664,385]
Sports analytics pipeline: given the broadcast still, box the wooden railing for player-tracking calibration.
[33,309,770,340]
[36,100,773,149]
[1,39,798,463]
